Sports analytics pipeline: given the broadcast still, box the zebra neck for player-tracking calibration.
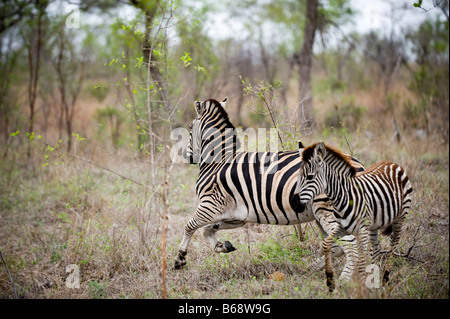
[199,127,238,170]
[324,164,354,215]
[198,150,236,171]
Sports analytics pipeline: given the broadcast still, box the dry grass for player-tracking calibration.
[0,127,448,299]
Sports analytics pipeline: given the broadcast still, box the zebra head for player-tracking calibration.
[294,142,328,205]
[184,98,229,164]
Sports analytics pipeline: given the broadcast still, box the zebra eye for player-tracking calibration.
[306,174,314,180]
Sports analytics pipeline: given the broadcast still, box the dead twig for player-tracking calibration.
[161,157,175,299]
[0,250,18,298]
[256,85,308,243]
[381,225,426,263]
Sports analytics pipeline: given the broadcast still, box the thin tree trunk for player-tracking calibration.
[141,1,168,107]
[298,0,318,132]
[56,29,66,142]
[27,8,43,159]
[0,34,19,145]
[56,26,85,152]
[123,47,144,151]
[67,60,85,151]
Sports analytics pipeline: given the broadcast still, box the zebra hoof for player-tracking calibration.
[174,251,187,269]
[224,241,236,253]
[174,259,186,270]
[326,271,335,292]
[383,270,390,283]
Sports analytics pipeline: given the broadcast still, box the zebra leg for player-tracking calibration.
[338,235,358,283]
[175,203,223,269]
[312,197,359,285]
[174,226,195,269]
[383,218,405,283]
[312,197,358,283]
[354,223,370,284]
[323,225,343,292]
[310,220,345,271]
[312,233,358,284]
[311,196,344,267]
[389,218,405,253]
[202,221,245,253]
[369,229,381,264]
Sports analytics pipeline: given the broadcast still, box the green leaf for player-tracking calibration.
[72,132,85,141]
[135,56,144,68]
[153,49,162,57]
[26,132,35,141]
[10,130,20,137]
[180,52,192,67]
[194,64,206,73]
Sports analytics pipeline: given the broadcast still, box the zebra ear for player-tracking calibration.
[194,100,203,117]
[298,140,305,157]
[220,97,228,108]
[314,142,327,165]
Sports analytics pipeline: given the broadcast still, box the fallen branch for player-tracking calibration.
[0,250,18,298]
[380,225,426,263]
[380,249,425,263]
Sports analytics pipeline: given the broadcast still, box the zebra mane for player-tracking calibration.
[200,98,241,156]
[302,143,357,177]
[203,99,236,128]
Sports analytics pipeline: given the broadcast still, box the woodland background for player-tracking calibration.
[0,0,448,299]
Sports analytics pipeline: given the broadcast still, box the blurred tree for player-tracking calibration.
[176,1,220,99]
[413,0,449,21]
[95,107,124,147]
[19,0,49,158]
[235,0,353,133]
[296,0,319,132]
[92,0,173,155]
[129,0,170,109]
[0,31,18,140]
[0,0,34,34]
[406,15,449,139]
[296,0,354,132]
[362,31,408,97]
[52,20,88,152]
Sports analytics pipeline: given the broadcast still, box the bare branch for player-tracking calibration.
[0,250,18,298]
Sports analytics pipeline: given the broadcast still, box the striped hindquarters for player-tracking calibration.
[355,161,413,230]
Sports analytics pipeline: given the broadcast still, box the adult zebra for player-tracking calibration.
[174,98,365,277]
[294,142,413,291]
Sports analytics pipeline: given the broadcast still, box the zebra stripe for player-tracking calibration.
[295,142,413,291]
[174,99,365,272]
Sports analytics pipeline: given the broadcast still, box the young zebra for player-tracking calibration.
[294,142,413,291]
[174,98,365,277]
